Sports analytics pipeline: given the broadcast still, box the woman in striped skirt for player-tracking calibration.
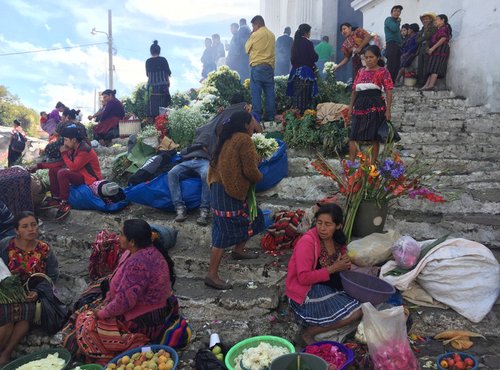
[420,14,452,91]
[285,204,361,345]
[205,111,264,290]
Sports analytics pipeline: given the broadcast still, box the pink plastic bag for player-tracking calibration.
[361,303,420,370]
[391,236,420,269]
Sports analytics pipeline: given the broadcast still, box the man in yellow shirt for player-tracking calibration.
[245,15,276,122]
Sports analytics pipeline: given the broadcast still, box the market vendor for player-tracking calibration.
[91,89,125,146]
[0,212,62,367]
[285,203,361,344]
[62,219,181,365]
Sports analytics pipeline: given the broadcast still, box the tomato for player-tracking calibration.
[453,353,462,363]
[440,359,449,368]
[464,357,474,366]
[446,358,455,367]
[455,361,465,370]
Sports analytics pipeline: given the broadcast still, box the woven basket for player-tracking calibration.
[119,120,142,137]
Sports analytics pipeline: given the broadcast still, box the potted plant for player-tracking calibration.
[312,145,446,242]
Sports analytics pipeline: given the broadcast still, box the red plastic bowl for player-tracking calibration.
[340,270,395,305]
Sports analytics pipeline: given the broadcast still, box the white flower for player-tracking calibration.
[251,134,279,159]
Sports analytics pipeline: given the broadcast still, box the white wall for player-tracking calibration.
[351,0,500,112]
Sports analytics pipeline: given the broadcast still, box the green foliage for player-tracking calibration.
[170,92,191,109]
[123,83,149,118]
[168,106,208,148]
[0,85,38,136]
[283,110,349,155]
[198,66,247,113]
[274,76,290,115]
[316,70,350,104]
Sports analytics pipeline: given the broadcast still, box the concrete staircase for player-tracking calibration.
[13,87,500,369]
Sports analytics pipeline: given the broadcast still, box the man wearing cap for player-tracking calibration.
[42,125,102,220]
[245,15,276,122]
[416,12,437,87]
[384,5,404,82]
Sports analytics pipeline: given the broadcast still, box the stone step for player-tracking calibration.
[399,131,499,146]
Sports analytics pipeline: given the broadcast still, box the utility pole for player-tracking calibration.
[107,9,113,89]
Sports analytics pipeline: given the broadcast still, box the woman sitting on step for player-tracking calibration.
[62,219,180,365]
[286,203,361,345]
[0,212,62,367]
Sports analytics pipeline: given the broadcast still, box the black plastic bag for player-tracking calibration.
[377,120,401,143]
[195,349,227,370]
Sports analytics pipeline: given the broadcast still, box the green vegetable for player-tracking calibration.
[0,276,27,304]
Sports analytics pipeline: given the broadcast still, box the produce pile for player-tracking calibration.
[438,352,476,370]
[15,353,65,370]
[371,339,420,370]
[233,342,290,370]
[304,342,347,369]
[105,349,174,370]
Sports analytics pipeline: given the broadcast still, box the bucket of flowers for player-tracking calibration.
[312,145,446,242]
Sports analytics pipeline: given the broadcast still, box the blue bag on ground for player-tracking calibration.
[68,185,129,212]
[125,174,202,211]
[256,140,288,192]
[150,223,178,250]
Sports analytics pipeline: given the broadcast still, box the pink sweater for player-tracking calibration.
[97,246,171,321]
[285,228,330,304]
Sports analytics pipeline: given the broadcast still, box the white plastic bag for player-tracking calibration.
[392,236,420,269]
[347,230,401,266]
[0,258,11,281]
[361,303,419,370]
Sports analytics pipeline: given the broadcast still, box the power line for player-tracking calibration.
[0,42,108,57]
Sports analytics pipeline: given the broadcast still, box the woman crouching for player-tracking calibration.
[286,203,361,345]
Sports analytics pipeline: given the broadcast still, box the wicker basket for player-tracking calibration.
[119,120,142,137]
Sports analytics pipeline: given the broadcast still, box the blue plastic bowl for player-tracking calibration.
[105,344,178,369]
[302,341,354,370]
[436,352,478,370]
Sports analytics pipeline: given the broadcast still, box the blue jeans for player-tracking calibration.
[167,159,210,210]
[250,64,276,121]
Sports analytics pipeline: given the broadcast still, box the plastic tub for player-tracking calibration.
[225,335,295,370]
[436,352,478,370]
[302,341,354,370]
[1,348,71,370]
[270,353,328,370]
[262,209,273,228]
[70,365,103,370]
[105,344,178,370]
[340,270,395,305]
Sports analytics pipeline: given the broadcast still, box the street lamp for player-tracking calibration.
[91,9,114,89]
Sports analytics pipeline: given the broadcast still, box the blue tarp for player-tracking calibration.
[68,185,129,212]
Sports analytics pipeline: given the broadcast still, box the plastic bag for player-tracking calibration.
[347,230,401,266]
[361,303,419,370]
[391,236,421,269]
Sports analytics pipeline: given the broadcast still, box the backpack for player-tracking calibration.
[10,132,26,153]
[88,230,123,281]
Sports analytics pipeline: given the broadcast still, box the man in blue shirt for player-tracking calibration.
[384,5,403,82]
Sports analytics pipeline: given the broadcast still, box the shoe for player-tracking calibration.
[204,277,233,290]
[174,206,187,222]
[231,250,259,260]
[39,197,61,210]
[196,208,210,226]
[55,202,71,220]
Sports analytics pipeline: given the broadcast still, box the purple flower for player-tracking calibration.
[408,188,433,199]
[380,159,405,178]
[346,160,359,169]
[391,163,405,178]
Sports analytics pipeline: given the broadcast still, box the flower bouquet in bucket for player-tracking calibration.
[312,145,446,242]
[248,134,279,220]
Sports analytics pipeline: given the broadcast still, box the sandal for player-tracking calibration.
[204,277,233,290]
[231,250,259,260]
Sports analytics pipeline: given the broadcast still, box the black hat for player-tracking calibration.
[60,124,81,140]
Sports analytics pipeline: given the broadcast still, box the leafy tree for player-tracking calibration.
[0,85,38,135]
[122,83,149,118]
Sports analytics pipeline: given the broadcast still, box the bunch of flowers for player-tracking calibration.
[251,133,279,160]
[404,71,417,78]
[154,113,169,139]
[234,342,290,370]
[323,61,338,76]
[312,146,445,241]
[304,343,347,369]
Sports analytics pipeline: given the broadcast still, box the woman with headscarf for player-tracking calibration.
[92,89,125,145]
[416,12,438,87]
[286,23,319,113]
[420,14,453,91]
[146,40,172,116]
[334,23,374,82]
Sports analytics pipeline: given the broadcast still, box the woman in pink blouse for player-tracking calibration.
[63,219,180,364]
[348,45,394,162]
[420,14,452,91]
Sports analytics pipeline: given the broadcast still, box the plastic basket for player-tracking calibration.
[302,341,354,370]
[340,270,395,305]
[436,352,478,370]
[69,365,103,370]
[119,119,142,137]
[262,209,273,229]
[1,348,71,370]
[225,336,295,370]
[105,344,178,370]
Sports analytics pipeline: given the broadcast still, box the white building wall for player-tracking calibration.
[351,0,500,112]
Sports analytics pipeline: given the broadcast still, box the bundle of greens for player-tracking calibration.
[0,275,27,304]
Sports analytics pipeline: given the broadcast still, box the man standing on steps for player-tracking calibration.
[168,93,262,226]
[384,5,403,82]
[246,15,276,123]
[275,26,293,76]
